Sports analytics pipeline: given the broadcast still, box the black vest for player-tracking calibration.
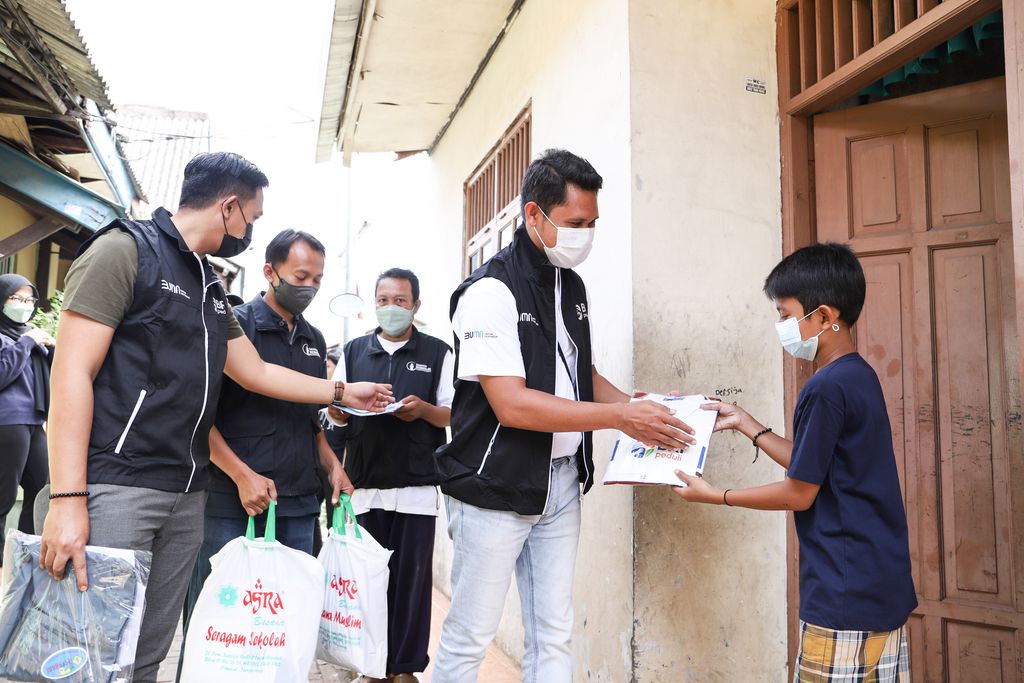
[343,327,450,489]
[82,208,231,493]
[209,296,327,498]
[436,226,595,515]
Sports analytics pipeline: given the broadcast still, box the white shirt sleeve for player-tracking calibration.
[451,277,525,382]
[436,350,456,409]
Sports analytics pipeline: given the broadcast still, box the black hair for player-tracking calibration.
[520,149,603,219]
[763,242,866,325]
[376,268,419,302]
[264,229,326,267]
[178,152,269,209]
[325,345,341,365]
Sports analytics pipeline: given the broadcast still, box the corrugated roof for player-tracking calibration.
[114,105,211,214]
[0,0,112,111]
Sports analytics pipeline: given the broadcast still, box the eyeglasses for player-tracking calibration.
[7,295,37,305]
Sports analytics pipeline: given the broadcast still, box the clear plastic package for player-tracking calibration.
[0,530,151,682]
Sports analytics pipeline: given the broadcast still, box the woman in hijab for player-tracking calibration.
[0,274,54,561]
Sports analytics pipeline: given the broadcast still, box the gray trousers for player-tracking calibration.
[36,483,206,683]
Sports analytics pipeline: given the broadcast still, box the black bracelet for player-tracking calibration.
[48,490,89,500]
[751,427,772,463]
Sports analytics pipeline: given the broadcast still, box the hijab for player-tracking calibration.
[0,274,51,414]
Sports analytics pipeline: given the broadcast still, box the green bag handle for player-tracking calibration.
[331,493,362,539]
[245,500,277,543]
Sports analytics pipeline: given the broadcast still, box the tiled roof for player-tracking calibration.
[113,104,210,214]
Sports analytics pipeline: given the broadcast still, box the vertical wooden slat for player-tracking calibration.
[816,0,836,79]
[834,0,854,67]
[917,0,938,15]
[853,0,873,56]
[783,8,802,99]
[895,0,916,30]
[799,0,818,89]
[872,0,894,43]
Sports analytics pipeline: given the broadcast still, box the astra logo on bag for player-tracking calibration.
[160,279,191,300]
[329,575,358,600]
[242,578,284,615]
[40,647,88,680]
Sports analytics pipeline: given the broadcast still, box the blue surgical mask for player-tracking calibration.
[775,309,825,361]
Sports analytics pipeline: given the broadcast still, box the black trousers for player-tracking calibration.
[0,424,47,559]
[357,508,435,675]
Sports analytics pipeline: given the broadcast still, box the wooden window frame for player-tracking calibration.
[462,105,531,276]
[775,0,1023,674]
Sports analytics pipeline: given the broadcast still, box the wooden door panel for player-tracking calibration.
[849,133,914,236]
[933,244,1014,605]
[856,252,921,587]
[926,116,999,231]
[946,622,1018,683]
[812,78,1021,681]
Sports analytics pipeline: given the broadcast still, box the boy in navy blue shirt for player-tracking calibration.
[673,243,917,682]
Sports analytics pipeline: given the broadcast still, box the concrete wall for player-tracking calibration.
[627,1,788,681]
[0,194,40,279]
[425,0,636,678]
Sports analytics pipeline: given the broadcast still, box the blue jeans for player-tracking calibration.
[434,456,581,683]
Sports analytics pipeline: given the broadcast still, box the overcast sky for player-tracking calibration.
[64,0,372,340]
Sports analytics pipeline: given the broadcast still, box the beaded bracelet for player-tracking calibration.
[48,490,89,500]
[751,427,773,463]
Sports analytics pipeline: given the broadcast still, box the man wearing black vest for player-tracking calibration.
[181,229,354,629]
[327,268,453,683]
[433,149,695,682]
[35,152,392,682]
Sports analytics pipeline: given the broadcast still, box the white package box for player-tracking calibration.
[602,394,717,486]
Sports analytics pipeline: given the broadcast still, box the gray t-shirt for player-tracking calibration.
[63,229,242,338]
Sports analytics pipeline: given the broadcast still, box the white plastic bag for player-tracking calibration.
[315,494,392,677]
[180,502,325,682]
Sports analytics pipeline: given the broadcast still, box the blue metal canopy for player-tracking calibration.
[0,142,126,231]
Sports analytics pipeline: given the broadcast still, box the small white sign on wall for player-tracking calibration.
[745,77,767,95]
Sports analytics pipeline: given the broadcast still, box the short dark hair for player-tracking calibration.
[520,149,603,219]
[763,242,866,325]
[325,345,341,365]
[178,152,269,209]
[265,230,326,267]
[376,267,419,302]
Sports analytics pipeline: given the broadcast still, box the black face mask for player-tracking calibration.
[271,268,318,316]
[215,201,253,258]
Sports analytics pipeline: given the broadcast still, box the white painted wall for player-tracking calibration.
[628,0,788,680]
[424,0,636,678]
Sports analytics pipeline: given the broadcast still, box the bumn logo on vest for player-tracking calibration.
[160,279,191,300]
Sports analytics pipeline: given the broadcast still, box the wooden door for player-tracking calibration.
[813,77,1023,681]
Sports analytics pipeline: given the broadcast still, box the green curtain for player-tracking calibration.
[859,10,1003,98]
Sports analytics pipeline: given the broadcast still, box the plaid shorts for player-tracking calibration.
[793,620,910,682]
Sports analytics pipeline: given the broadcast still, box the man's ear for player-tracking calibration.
[413,300,422,315]
[523,201,541,228]
[221,195,240,217]
[262,263,275,284]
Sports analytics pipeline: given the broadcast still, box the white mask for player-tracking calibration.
[775,309,826,361]
[530,209,595,269]
[3,302,34,324]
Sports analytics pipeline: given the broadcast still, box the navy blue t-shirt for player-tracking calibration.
[788,352,917,631]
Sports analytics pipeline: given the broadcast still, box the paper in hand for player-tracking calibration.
[332,401,405,417]
[602,394,717,487]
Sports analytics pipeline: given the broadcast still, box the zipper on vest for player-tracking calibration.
[185,254,212,493]
[476,423,501,475]
[556,269,591,495]
[113,389,147,454]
